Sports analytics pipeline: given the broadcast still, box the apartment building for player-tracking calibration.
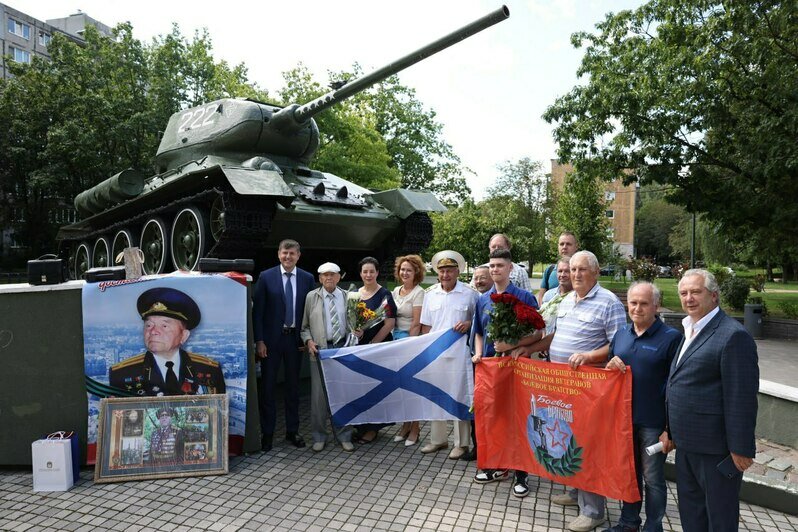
[1,3,111,78]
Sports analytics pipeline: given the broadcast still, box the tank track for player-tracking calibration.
[63,187,276,270]
[206,190,275,259]
[379,212,434,278]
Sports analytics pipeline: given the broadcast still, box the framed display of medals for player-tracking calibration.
[94,394,228,483]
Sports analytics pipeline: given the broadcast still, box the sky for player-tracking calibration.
[21,0,645,200]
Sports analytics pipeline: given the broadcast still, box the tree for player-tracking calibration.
[636,197,687,263]
[429,158,551,268]
[279,67,471,203]
[370,74,471,204]
[0,23,267,258]
[544,0,798,278]
[279,65,401,191]
[429,200,483,267]
[551,172,612,261]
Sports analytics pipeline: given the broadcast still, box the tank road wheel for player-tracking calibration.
[210,195,225,242]
[92,237,111,268]
[140,217,171,275]
[171,206,208,271]
[111,229,137,262]
[74,242,91,279]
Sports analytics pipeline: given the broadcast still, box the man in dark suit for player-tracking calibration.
[253,239,314,452]
[109,287,225,396]
[664,269,759,531]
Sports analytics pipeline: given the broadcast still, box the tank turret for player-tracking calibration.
[58,6,510,278]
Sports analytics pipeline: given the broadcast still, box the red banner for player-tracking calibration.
[475,357,639,502]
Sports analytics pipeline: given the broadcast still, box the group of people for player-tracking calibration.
[252,234,760,532]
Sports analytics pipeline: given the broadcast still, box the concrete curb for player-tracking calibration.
[664,460,798,516]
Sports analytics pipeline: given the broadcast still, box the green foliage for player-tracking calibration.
[0,23,265,257]
[544,0,798,278]
[707,264,733,288]
[551,171,612,262]
[279,67,470,201]
[720,277,750,311]
[429,158,550,267]
[636,195,687,263]
[627,257,658,282]
[779,301,798,320]
[750,274,767,293]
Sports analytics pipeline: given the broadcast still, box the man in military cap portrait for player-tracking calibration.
[146,407,184,464]
[108,287,226,396]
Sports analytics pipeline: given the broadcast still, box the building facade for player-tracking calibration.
[550,160,636,258]
[1,3,111,78]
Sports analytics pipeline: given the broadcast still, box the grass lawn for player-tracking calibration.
[599,276,798,319]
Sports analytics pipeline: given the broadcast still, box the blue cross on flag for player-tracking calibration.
[319,328,474,426]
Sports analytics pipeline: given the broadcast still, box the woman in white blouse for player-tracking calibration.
[390,254,426,446]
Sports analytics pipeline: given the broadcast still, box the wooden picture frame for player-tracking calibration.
[94,394,228,483]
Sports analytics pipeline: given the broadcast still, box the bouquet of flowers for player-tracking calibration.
[345,293,389,346]
[538,291,569,328]
[486,292,546,352]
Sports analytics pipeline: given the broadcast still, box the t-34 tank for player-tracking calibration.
[57,6,509,278]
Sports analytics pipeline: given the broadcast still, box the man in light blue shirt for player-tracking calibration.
[546,250,627,532]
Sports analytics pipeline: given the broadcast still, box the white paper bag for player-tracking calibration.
[32,438,74,492]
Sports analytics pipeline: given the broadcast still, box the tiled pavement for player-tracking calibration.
[2,396,797,532]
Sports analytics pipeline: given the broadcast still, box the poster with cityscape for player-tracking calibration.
[94,394,228,483]
[82,272,249,463]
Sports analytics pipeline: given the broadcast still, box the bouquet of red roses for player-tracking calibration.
[486,292,546,348]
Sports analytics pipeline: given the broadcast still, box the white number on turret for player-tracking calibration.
[177,103,220,133]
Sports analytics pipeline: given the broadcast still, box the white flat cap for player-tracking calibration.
[317,262,341,274]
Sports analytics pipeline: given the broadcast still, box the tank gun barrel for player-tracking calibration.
[274,5,509,130]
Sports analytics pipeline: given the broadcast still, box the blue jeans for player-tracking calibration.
[619,426,667,531]
[392,329,410,340]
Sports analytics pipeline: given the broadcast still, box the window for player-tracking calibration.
[605,209,615,219]
[604,191,616,201]
[8,46,31,64]
[7,18,31,40]
[39,31,51,46]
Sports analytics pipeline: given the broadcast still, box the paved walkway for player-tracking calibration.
[2,396,797,532]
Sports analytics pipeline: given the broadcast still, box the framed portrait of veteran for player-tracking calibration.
[94,394,228,483]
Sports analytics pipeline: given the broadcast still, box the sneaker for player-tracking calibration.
[602,525,638,532]
[568,514,606,532]
[341,441,355,452]
[512,478,529,498]
[551,492,579,506]
[311,441,325,452]
[474,469,510,483]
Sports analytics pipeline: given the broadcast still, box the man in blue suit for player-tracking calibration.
[253,239,315,452]
[665,269,758,531]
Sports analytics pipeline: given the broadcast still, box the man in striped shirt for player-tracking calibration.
[547,250,627,532]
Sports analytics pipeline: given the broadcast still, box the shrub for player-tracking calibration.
[750,274,766,292]
[627,257,658,282]
[720,277,750,310]
[708,264,733,287]
[780,300,798,320]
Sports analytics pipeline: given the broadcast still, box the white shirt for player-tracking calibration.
[322,288,346,341]
[420,281,478,332]
[676,306,721,364]
[280,265,298,327]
